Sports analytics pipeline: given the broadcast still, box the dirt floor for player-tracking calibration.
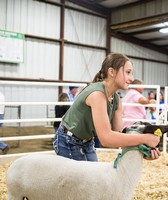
[0,126,55,154]
[0,126,168,200]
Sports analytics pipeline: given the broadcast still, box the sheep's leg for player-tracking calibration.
[7,193,28,200]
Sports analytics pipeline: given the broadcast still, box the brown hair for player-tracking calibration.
[58,93,68,102]
[131,79,143,85]
[92,53,130,82]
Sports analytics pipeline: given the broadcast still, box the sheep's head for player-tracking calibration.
[122,121,168,137]
[114,121,168,168]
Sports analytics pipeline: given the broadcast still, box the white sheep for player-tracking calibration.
[6,122,167,200]
[6,151,143,200]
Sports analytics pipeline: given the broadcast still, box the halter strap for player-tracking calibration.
[113,144,151,168]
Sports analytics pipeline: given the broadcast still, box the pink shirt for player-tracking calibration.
[122,89,147,128]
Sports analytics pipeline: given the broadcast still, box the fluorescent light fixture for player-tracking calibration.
[159,27,168,33]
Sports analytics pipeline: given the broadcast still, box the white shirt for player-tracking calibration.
[0,92,5,114]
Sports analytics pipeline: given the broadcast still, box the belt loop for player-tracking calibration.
[67,131,73,136]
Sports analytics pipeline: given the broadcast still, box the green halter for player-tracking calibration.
[113,144,151,169]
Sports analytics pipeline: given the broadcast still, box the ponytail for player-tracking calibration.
[92,70,103,83]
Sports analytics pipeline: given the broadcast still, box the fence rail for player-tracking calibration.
[0,81,167,159]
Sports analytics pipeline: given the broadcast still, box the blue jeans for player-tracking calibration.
[0,114,8,150]
[0,141,8,150]
[94,137,101,148]
[53,126,98,161]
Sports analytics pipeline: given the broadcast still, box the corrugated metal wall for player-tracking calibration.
[0,0,61,126]
[0,0,167,126]
[64,45,105,82]
[111,37,168,62]
[111,37,168,87]
[0,0,60,79]
[64,8,106,82]
[65,9,106,46]
[0,0,107,126]
[1,38,60,79]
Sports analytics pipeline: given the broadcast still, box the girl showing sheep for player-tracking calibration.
[53,52,160,161]
[6,52,163,200]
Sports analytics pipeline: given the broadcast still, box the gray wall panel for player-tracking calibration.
[2,0,60,38]
[65,9,106,46]
[111,37,168,62]
[64,45,105,82]
[144,62,168,87]
[0,0,168,127]
[111,37,168,87]
[0,39,60,79]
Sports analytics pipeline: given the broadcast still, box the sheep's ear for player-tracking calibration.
[159,125,168,133]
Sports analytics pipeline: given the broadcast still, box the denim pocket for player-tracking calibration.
[53,128,72,159]
[53,127,97,161]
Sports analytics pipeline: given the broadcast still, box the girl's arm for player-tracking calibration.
[86,91,160,148]
[111,98,123,132]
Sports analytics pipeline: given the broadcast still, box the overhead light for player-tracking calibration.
[159,27,168,33]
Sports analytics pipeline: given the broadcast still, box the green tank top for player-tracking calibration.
[62,82,119,140]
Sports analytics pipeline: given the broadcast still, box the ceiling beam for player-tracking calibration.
[110,13,168,31]
[68,0,110,15]
[124,27,161,35]
[111,30,168,55]
[111,0,155,11]
[147,36,168,42]
[159,44,168,48]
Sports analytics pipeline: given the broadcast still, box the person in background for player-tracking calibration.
[159,91,164,104]
[145,90,156,111]
[53,93,70,131]
[146,99,157,120]
[148,90,156,100]
[122,79,153,128]
[0,91,9,155]
[53,53,160,161]
[159,91,164,114]
[67,86,79,102]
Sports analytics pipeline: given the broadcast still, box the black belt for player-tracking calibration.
[60,124,68,133]
[60,124,92,143]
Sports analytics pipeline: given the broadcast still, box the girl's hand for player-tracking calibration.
[144,148,161,160]
[144,134,160,148]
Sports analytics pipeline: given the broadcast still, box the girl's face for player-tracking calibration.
[115,60,134,90]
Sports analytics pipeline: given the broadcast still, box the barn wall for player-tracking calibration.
[0,0,167,126]
[111,37,168,87]
[0,0,106,126]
